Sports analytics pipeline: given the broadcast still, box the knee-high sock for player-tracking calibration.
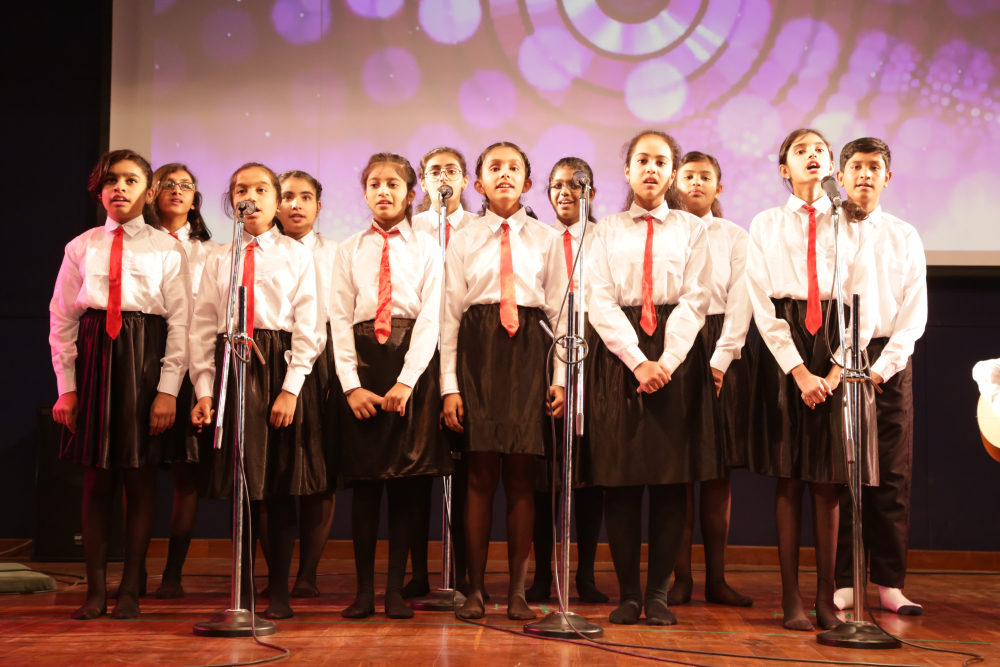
[604,486,644,603]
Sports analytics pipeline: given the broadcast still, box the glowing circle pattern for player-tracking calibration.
[418,0,482,45]
[271,0,332,45]
[138,0,1000,256]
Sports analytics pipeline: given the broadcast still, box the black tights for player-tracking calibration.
[77,465,156,618]
[294,492,335,594]
[346,477,425,615]
[775,478,840,630]
[604,484,686,605]
[530,487,603,586]
[158,462,198,592]
[461,452,535,617]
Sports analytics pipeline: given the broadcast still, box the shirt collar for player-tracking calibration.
[560,220,583,239]
[483,206,529,234]
[106,215,146,238]
[628,201,670,223]
[299,230,319,249]
[369,218,412,241]
[244,223,279,247]
[864,206,884,226]
[157,221,191,241]
[786,193,832,215]
[446,205,466,229]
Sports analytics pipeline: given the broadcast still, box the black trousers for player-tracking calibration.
[835,339,913,589]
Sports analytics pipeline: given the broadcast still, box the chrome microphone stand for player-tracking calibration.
[817,196,898,649]
[412,185,467,611]
[194,203,275,637]
[524,179,602,639]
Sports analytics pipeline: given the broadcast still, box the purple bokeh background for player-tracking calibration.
[134,0,1000,258]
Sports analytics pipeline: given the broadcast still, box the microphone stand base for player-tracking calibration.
[193,608,278,637]
[410,588,466,612]
[523,610,603,639]
[816,621,900,649]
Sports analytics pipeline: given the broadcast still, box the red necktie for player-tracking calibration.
[802,204,821,335]
[106,226,124,339]
[639,216,657,336]
[499,222,519,337]
[169,231,179,239]
[562,229,575,292]
[374,226,399,344]
[241,241,257,338]
[446,223,451,249]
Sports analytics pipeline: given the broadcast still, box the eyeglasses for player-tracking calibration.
[549,181,582,193]
[424,167,463,181]
[161,180,196,192]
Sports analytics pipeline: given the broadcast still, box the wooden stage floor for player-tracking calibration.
[1,541,997,667]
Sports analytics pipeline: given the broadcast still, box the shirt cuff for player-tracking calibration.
[194,375,215,400]
[156,370,183,397]
[660,351,683,375]
[281,369,306,396]
[621,344,648,372]
[56,373,76,396]
[870,357,895,382]
[774,345,805,375]
[339,369,361,394]
[397,368,421,388]
[441,373,460,396]
[709,349,734,374]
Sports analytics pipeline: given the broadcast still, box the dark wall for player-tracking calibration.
[5,8,999,552]
[1,4,112,540]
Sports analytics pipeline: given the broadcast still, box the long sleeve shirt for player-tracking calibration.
[329,219,442,392]
[586,203,712,374]
[441,207,566,395]
[746,194,877,374]
[300,230,338,326]
[49,215,191,396]
[189,224,323,399]
[863,208,928,381]
[703,213,753,373]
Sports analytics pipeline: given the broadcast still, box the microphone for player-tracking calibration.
[236,200,257,215]
[572,170,590,189]
[438,185,453,202]
[821,175,842,208]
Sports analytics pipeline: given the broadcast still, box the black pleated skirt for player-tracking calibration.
[457,303,552,457]
[319,322,340,488]
[698,313,752,470]
[336,318,452,481]
[199,329,329,500]
[747,298,878,485]
[158,375,199,464]
[60,309,167,469]
[581,304,721,487]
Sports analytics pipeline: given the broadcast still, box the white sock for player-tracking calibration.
[833,587,853,610]
[879,586,922,614]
